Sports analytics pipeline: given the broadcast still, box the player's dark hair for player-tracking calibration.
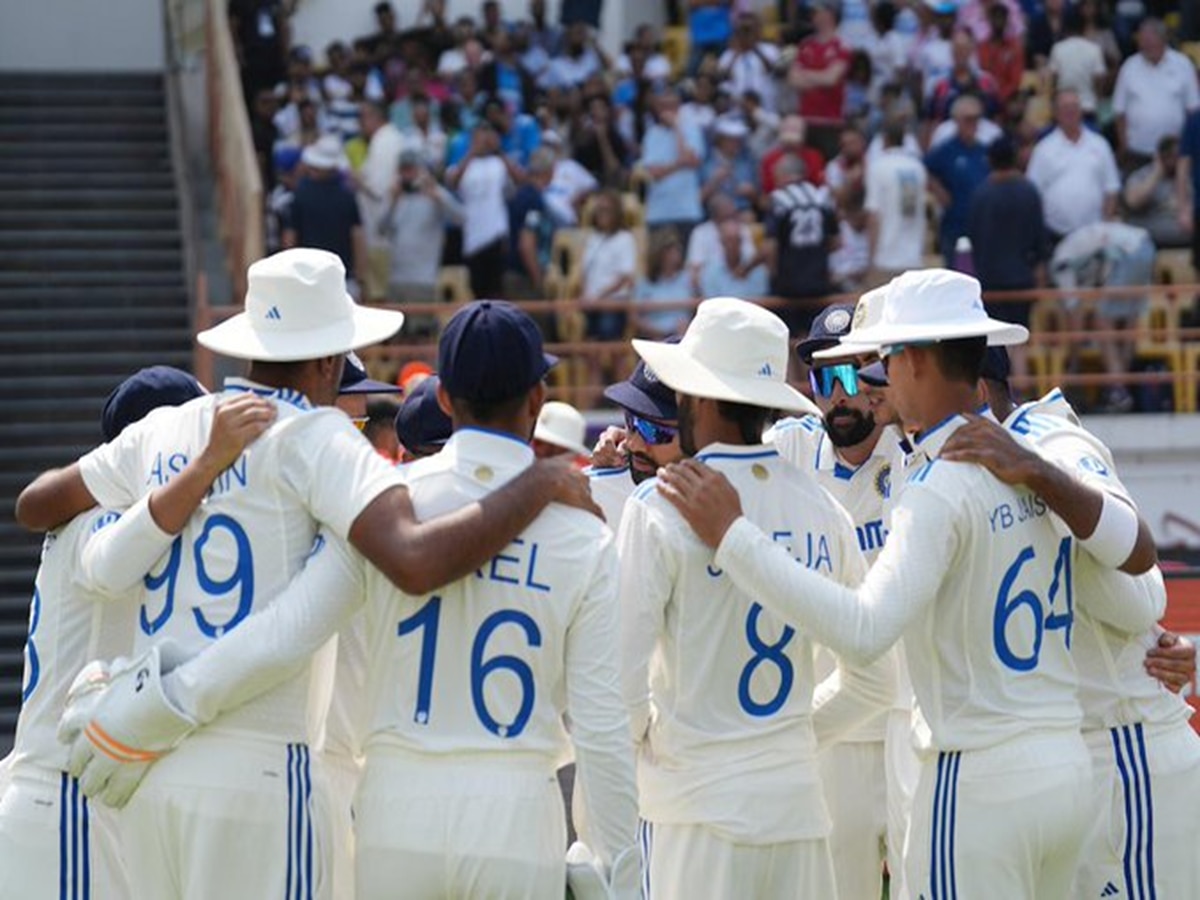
[450,390,529,424]
[248,359,317,385]
[715,400,772,445]
[929,337,988,385]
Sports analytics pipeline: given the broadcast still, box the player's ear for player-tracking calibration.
[527,381,547,420]
[435,382,455,418]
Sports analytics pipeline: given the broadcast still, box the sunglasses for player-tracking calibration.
[624,411,677,445]
[808,363,861,399]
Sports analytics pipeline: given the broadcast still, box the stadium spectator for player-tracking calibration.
[504,148,557,300]
[700,219,770,298]
[447,123,519,298]
[791,0,852,155]
[924,30,1001,131]
[616,24,672,86]
[687,0,732,75]
[826,124,868,204]
[977,2,1026,104]
[741,89,782,161]
[679,73,720,139]
[399,92,447,173]
[360,1,404,66]
[957,0,1025,44]
[229,0,289,103]
[640,88,705,241]
[1026,88,1120,245]
[265,146,301,253]
[1025,0,1068,68]
[249,88,280,188]
[684,193,755,293]
[379,150,464,304]
[865,117,928,282]
[701,117,758,213]
[1177,106,1200,269]
[1049,8,1108,123]
[760,115,826,196]
[1113,18,1200,169]
[1077,0,1121,74]
[527,0,562,57]
[573,94,631,189]
[479,28,537,114]
[924,93,991,264]
[764,155,838,333]
[718,12,782,113]
[910,1,958,101]
[829,188,872,291]
[863,1,908,100]
[283,136,367,291]
[580,190,638,340]
[966,135,1046,374]
[1122,135,1190,249]
[436,18,480,78]
[546,21,606,89]
[537,131,597,225]
[635,230,693,339]
[448,95,542,168]
[356,100,406,302]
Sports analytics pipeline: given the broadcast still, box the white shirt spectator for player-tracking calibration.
[457,156,511,256]
[1113,48,1200,156]
[546,48,602,90]
[866,131,922,162]
[928,116,1003,149]
[864,147,928,271]
[1026,126,1121,236]
[400,127,448,173]
[830,218,871,287]
[865,30,910,99]
[678,102,717,141]
[718,43,782,111]
[358,122,406,250]
[685,220,755,285]
[912,33,954,99]
[1049,36,1107,114]
[581,230,638,299]
[543,157,598,225]
[616,52,672,82]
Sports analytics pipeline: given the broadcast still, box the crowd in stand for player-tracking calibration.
[230,0,1200,412]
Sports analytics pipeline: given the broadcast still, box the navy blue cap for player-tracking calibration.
[394,376,452,450]
[795,304,856,364]
[438,300,557,403]
[982,346,1011,384]
[101,366,206,442]
[340,352,403,395]
[603,336,680,422]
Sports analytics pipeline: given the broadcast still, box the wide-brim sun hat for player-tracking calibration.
[300,134,348,169]
[198,248,405,362]
[632,297,820,416]
[821,269,1028,355]
[533,401,591,456]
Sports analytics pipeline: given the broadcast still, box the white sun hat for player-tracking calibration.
[300,134,348,170]
[533,401,591,456]
[811,281,893,362]
[632,297,820,416]
[831,268,1028,352]
[197,248,405,362]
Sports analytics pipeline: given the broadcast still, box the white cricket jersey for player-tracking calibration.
[715,415,1085,754]
[9,509,135,774]
[585,465,637,534]
[1006,390,1190,733]
[77,378,403,743]
[618,443,884,844]
[358,428,636,861]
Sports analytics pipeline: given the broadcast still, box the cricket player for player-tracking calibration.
[657,269,1158,899]
[585,349,683,532]
[768,302,907,900]
[619,298,895,899]
[15,250,599,900]
[62,300,641,900]
[0,367,271,899]
[947,377,1200,898]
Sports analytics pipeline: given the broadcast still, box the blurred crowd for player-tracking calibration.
[229,0,1200,411]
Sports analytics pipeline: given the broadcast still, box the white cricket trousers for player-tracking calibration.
[819,740,887,900]
[885,708,922,900]
[318,750,362,900]
[120,732,329,900]
[639,819,837,900]
[0,763,128,900]
[906,730,1093,900]
[354,748,566,900]
[1074,720,1200,900]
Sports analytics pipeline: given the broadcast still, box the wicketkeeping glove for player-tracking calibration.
[57,642,197,808]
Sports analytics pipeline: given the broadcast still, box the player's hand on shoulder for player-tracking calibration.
[203,393,277,471]
[1144,630,1197,694]
[940,414,1044,486]
[657,459,743,549]
[591,426,628,469]
[537,456,606,521]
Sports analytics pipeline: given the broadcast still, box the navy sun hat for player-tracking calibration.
[101,366,206,442]
[340,352,404,395]
[438,300,557,404]
[795,304,856,365]
[394,376,452,451]
[603,336,680,423]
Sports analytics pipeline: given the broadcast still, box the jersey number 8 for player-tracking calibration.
[738,602,797,717]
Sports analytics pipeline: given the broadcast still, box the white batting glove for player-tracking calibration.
[58,643,198,808]
[565,842,642,900]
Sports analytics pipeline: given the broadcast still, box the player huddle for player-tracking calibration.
[0,248,1197,900]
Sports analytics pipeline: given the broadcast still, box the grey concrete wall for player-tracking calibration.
[0,0,165,71]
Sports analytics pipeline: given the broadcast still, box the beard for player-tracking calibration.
[626,450,658,484]
[824,407,875,448]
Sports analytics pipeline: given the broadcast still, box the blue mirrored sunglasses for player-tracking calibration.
[808,363,860,399]
[624,411,677,445]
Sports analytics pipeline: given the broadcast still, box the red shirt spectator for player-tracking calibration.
[760,116,826,194]
[789,2,851,125]
[977,3,1025,103]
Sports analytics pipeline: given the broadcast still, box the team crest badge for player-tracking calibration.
[825,308,852,335]
[875,464,891,499]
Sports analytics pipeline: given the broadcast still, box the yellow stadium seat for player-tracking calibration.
[661,27,689,78]
[435,266,472,304]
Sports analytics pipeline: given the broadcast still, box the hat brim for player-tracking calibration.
[831,317,1029,352]
[811,340,879,361]
[198,303,405,362]
[532,425,591,457]
[340,376,404,395]
[632,340,820,417]
[603,380,677,422]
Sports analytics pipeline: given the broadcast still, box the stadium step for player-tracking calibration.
[0,325,190,351]
[0,140,169,160]
[0,269,185,288]
[0,105,166,124]
[0,285,187,308]
[0,208,178,230]
[0,228,182,249]
[0,248,183,272]
[0,156,172,175]
[0,122,169,142]
[0,188,178,212]
[0,172,175,191]
[0,306,188,327]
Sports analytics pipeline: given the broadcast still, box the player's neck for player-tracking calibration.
[911,385,978,441]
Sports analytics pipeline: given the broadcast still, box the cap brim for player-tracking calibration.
[197,304,405,362]
[794,337,839,365]
[632,339,820,417]
[532,425,591,457]
[603,380,677,422]
[340,376,404,395]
